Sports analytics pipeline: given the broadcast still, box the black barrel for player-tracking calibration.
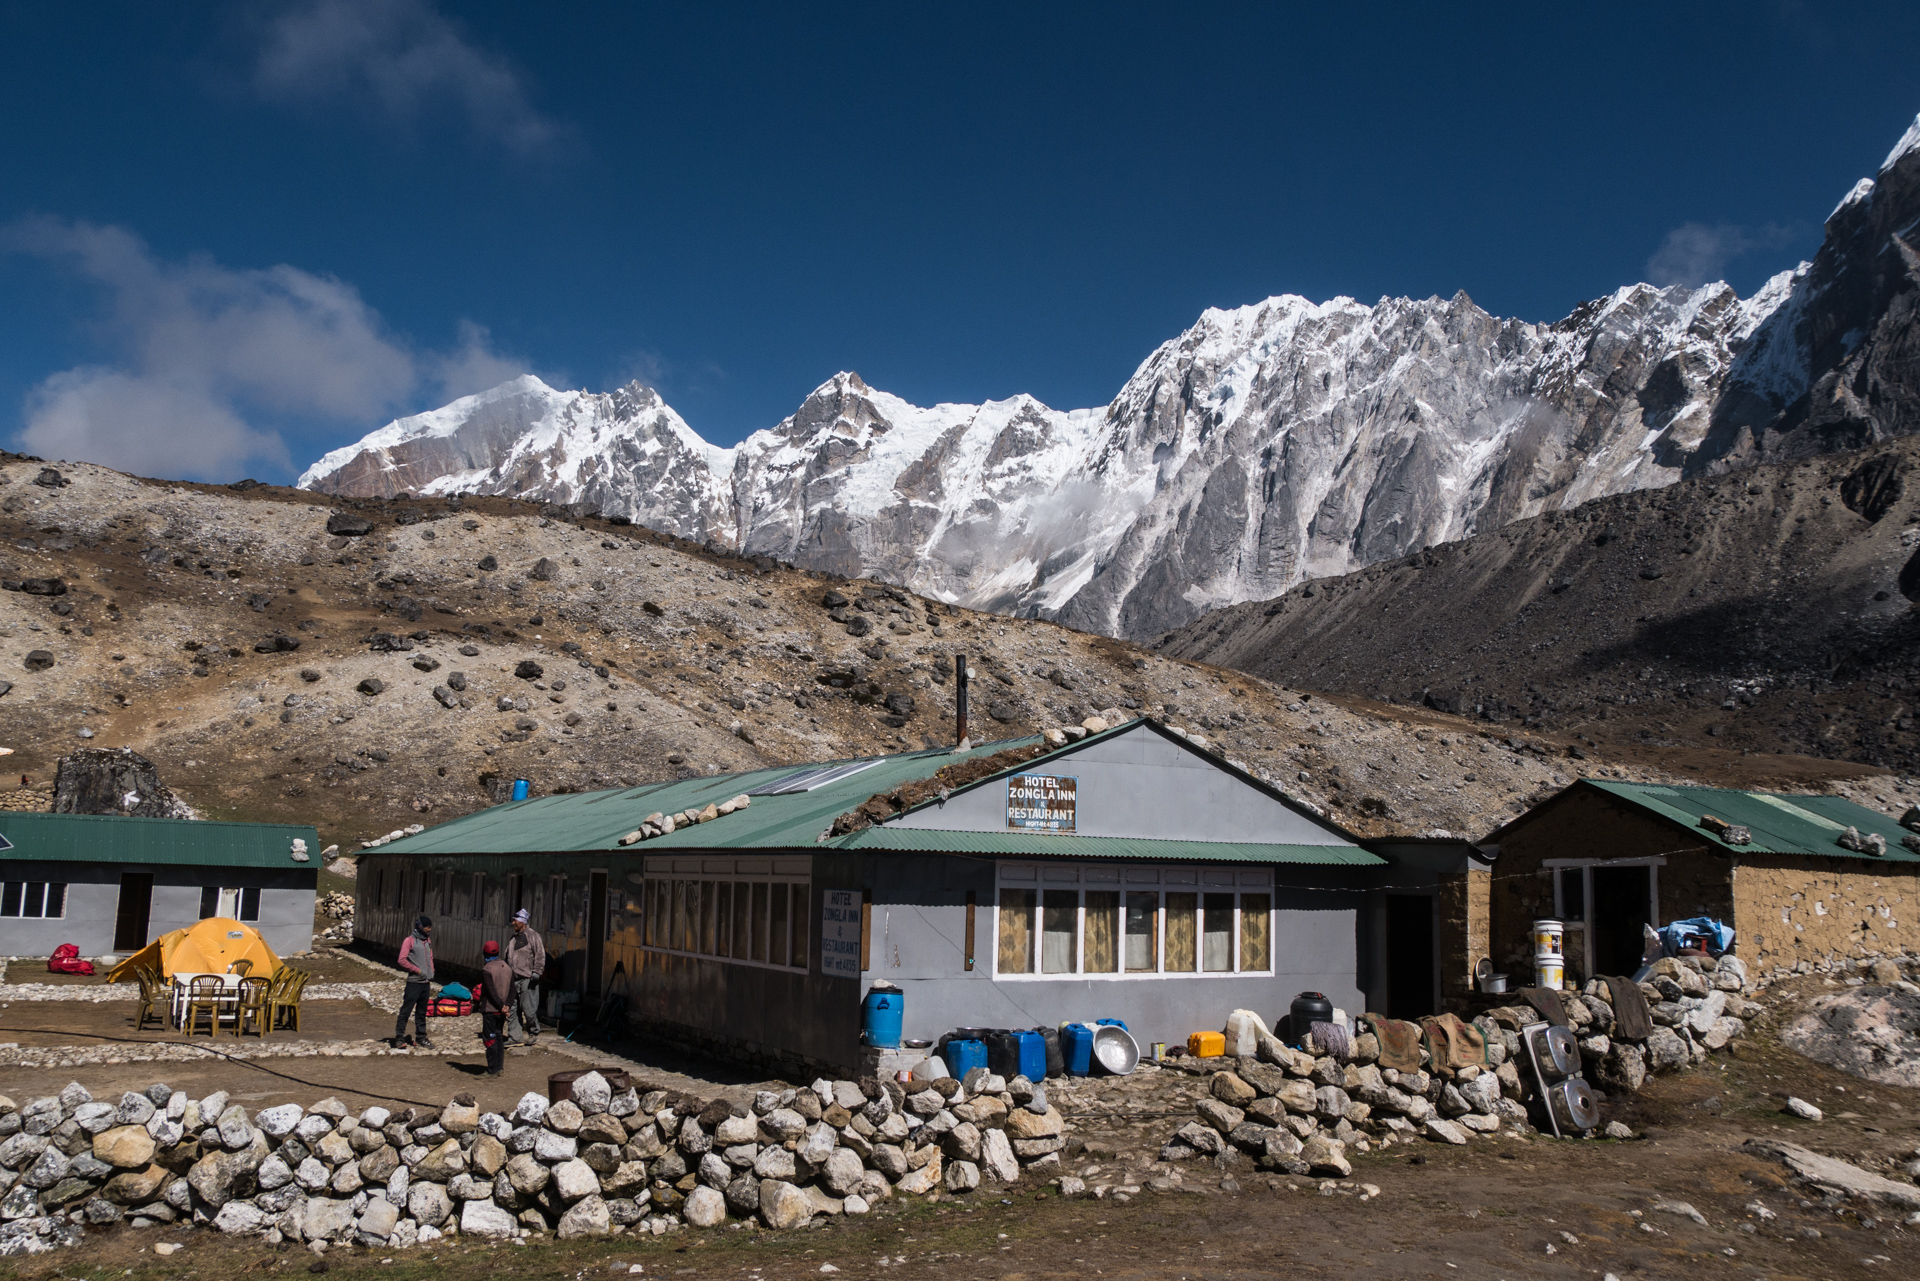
[1289,991,1334,1048]
[1035,1026,1064,1078]
[985,1030,1022,1079]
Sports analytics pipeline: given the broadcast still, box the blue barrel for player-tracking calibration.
[1060,1023,1095,1076]
[1096,1017,1129,1030]
[860,986,903,1048]
[510,779,530,801]
[1013,1029,1047,1083]
[943,1037,987,1079]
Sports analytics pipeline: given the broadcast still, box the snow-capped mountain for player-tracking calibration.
[300,114,1920,640]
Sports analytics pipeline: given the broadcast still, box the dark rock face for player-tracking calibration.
[325,512,374,537]
[52,748,188,818]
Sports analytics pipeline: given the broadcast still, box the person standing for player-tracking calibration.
[505,908,546,1045]
[394,915,437,1049]
[477,939,511,1077]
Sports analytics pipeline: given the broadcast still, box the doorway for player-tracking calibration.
[586,871,608,1003]
[1384,894,1436,1020]
[1592,865,1654,976]
[113,873,154,952]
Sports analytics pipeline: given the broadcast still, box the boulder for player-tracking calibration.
[1003,1106,1064,1139]
[684,1185,727,1227]
[821,1148,866,1196]
[440,1099,480,1135]
[460,1198,517,1238]
[1195,1099,1244,1134]
[895,1151,943,1196]
[357,1199,400,1241]
[557,1194,611,1238]
[943,1159,980,1192]
[407,1181,452,1227]
[300,1197,356,1243]
[93,1125,156,1169]
[1595,1043,1647,1095]
[569,1073,612,1115]
[544,1100,584,1135]
[510,1092,549,1125]
[758,1179,813,1229]
[1210,1072,1257,1106]
[1301,1134,1351,1177]
[211,1200,268,1235]
[100,1162,168,1206]
[1424,1118,1470,1145]
[1644,1027,1689,1073]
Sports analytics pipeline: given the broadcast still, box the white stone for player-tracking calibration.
[1785,1097,1823,1122]
[256,1104,304,1138]
[459,1199,517,1238]
[683,1186,726,1227]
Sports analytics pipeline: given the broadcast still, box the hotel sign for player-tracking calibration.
[1007,774,1077,832]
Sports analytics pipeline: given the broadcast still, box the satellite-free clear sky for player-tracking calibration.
[2,2,1918,482]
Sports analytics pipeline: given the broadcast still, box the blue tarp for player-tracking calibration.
[1658,916,1735,956]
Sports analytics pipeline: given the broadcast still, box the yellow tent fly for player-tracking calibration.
[107,917,282,982]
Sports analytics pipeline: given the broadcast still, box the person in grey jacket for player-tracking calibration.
[394,915,436,1049]
[505,908,546,1044]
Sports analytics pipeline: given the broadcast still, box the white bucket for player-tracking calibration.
[1535,960,1565,990]
[1532,918,1565,960]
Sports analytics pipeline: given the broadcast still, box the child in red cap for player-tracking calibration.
[478,940,511,1076]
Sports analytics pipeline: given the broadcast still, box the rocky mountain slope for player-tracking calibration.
[302,118,1920,642]
[1160,438,1920,774]
[3,454,1898,852]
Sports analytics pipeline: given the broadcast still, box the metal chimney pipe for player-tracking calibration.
[954,652,969,746]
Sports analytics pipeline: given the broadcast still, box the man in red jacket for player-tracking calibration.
[477,939,511,1077]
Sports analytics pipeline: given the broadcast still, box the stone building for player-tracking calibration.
[356,718,1388,1076]
[0,812,320,959]
[1482,779,1919,983]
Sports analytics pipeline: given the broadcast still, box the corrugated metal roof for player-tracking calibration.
[1585,780,1920,863]
[372,717,1371,866]
[0,812,321,868]
[375,738,1047,856]
[834,826,1385,864]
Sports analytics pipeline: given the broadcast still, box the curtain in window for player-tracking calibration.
[1125,892,1158,972]
[770,884,790,965]
[670,881,688,952]
[1202,893,1234,972]
[1042,890,1078,973]
[732,883,753,959]
[699,881,717,954]
[751,883,769,962]
[1084,891,1118,972]
[998,889,1034,974]
[713,883,732,957]
[1165,893,1197,972]
[1239,894,1270,971]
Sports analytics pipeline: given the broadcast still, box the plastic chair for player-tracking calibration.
[229,959,253,977]
[133,966,167,1032]
[271,969,310,1032]
[182,975,223,1037]
[233,976,272,1038]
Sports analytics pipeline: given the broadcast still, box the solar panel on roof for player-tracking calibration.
[747,759,881,796]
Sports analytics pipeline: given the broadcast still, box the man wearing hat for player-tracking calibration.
[505,908,547,1045]
[477,940,512,1076]
[393,915,436,1050]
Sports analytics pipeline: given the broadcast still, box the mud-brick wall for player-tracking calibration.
[1732,856,1919,965]
[1437,868,1489,1006]
[1491,788,1733,974]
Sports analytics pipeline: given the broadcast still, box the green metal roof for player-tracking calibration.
[375,736,1046,857]
[372,717,1372,867]
[834,826,1384,864]
[1582,780,1920,863]
[0,812,321,868]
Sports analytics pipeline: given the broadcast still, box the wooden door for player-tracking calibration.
[114,873,154,951]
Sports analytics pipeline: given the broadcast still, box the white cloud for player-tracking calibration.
[1646,222,1793,289]
[6,217,529,482]
[253,0,562,154]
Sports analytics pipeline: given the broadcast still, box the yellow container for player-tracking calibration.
[1534,960,1565,990]
[1188,1030,1226,1058]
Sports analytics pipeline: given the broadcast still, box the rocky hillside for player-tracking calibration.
[3,454,1899,852]
[301,117,1920,642]
[1160,438,1920,774]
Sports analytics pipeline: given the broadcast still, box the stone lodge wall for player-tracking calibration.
[1731,856,1919,967]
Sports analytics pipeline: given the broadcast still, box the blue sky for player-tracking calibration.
[2,2,1918,483]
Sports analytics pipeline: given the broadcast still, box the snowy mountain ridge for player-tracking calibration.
[300,113,1920,641]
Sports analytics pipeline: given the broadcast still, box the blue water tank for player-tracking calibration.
[1060,1023,1095,1076]
[943,1037,988,1080]
[860,984,903,1049]
[510,779,530,801]
[1013,1029,1047,1083]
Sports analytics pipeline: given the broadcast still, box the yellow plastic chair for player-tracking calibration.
[233,976,272,1039]
[271,969,310,1032]
[133,966,167,1032]
[181,975,223,1037]
[229,959,254,977]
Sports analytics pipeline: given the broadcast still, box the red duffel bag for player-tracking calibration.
[49,943,95,976]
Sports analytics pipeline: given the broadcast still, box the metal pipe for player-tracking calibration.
[954,652,968,746]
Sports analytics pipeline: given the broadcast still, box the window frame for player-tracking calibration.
[640,856,811,974]
[0,880,68,919]
[1545,855,1665,982]
[992,862,1274,981]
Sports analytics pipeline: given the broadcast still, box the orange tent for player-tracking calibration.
[107,917,282,982]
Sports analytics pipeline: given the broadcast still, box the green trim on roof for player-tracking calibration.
[0,812,321,868]
[834,826,1385,864]
[1582,780,1920,863]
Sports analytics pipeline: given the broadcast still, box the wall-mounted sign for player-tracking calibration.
[820,888,862,978]
[1007,774,1077,832]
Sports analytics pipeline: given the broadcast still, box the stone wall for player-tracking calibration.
[0,1064,1070,1257]
[1732,856,1918,967]
[1437,868,1489,1007]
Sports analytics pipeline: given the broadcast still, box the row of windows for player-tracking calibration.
[372,868,563,930]
[997,888,1273,976]
[2,882,67,919]
[642,878,811,972]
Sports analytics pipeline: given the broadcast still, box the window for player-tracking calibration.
[640,864,811,971]
[995,864,1273,978]
[198,886,260,922]
[2,881,66,918]
[547,876,568,931]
